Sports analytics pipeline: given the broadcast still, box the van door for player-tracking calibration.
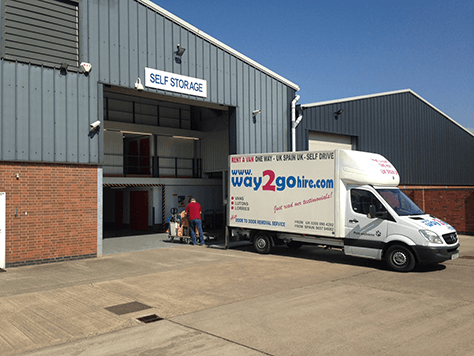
[344,187,391,259]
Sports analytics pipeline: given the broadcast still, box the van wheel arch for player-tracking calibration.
[384,243,417,272]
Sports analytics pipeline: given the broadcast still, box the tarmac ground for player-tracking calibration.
[1,234,473,355]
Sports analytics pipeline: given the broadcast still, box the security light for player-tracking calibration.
[176,44,186,57]
[334,109,344,120]
[59,62,69,76]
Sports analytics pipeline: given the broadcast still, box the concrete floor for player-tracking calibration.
[102,230,225,255]
[2,236,472,356]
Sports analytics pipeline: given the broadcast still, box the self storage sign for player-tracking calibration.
[229,152,336,236]
[145,67,207,98]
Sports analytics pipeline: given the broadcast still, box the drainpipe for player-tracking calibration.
[291,95,302,152]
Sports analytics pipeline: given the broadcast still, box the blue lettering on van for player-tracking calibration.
[421,218,455,230]
[231,169,333,192]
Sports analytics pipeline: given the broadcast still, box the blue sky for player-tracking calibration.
[152,0,474,130]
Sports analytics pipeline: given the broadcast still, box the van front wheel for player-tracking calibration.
[385,245,415,272]
[254,233,272,254]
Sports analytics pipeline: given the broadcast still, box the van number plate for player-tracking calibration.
[451,252,459,260]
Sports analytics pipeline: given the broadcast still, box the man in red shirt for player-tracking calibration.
[185,198,205,245]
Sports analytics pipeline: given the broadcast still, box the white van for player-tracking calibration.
[227,149,459,272]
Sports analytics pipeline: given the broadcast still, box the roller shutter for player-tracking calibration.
[308,131,354,151]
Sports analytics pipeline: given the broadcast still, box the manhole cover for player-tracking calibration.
[105,301,152,316]
[137,314,163,324]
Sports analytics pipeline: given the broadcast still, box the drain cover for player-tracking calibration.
[137,314,163,324]
[105,301,152,316]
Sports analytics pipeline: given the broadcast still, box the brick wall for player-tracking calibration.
[401,186,474,235]
[0,162,98,267]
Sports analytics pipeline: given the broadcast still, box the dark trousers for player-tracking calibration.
[189,219,205,245]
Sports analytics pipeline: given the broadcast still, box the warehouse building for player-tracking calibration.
[296,90,474,234]
[0,0,299,267]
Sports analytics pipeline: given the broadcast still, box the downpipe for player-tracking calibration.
[291,95,303,152]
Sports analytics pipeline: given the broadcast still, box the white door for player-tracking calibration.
[0,193,5,268]
[308,131,353,151]
[344,187,389,259]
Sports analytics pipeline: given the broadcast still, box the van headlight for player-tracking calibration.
[419,230,443,244]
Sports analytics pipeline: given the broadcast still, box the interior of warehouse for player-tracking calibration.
[101,86,230,235]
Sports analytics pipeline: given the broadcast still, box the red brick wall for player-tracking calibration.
[0,162,98,267]
[401,186,474,235]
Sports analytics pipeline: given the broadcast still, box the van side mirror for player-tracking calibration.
[368,204,388,219]
[368,205,376,219]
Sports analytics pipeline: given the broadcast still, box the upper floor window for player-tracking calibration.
[1,0,79,70]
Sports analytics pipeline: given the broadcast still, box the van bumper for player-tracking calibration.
[412,244,460,264]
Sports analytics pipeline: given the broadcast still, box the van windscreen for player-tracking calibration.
[376,189,424,216]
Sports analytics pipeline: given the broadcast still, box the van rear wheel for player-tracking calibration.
[254,233,272,254]
[385,245,415,272]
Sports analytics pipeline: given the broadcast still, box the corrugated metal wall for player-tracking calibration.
[297,91,474,185]
[0,0,297,165]
[82,0,296,155]
[0,60,100,163]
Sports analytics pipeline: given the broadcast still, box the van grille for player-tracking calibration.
[442,232,458,245]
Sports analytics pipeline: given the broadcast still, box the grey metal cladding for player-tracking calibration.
[298,91,474,185]
[2,0,79,69]
[84,0,295,155]
[0,0,296,165]
[0,59,98,164]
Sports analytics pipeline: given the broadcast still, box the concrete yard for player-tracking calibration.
[1,235,473,355]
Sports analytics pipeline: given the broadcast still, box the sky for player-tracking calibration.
[151,0,474,130]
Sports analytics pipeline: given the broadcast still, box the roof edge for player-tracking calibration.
[301,89,474,138]
[136,0,300,91]
[300,89,411,108]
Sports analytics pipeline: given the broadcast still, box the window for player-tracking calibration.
[376,188,424,216]
[351,189,387,216]
[1,0,79,70]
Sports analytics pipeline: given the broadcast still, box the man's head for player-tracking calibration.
[190,198,196,203]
